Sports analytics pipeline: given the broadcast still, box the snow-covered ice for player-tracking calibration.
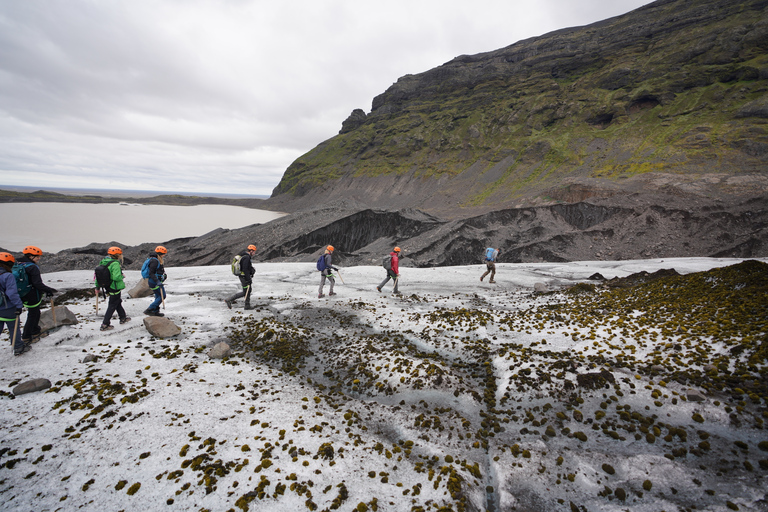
[1,257,766,511]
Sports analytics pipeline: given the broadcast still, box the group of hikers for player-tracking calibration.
[1,242,500,356]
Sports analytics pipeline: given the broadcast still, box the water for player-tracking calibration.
[2,202,285,253]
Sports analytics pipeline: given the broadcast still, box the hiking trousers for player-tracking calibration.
[481,261,496,282]
[0,307,23,353]
[148,284,166,312]
[228,277,252,305]
[21,290,42,340]
[102,293,127,327]
[379,270,399,293]
[318,269,335,296]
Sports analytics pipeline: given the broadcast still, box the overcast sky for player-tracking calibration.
[0,0,654,197]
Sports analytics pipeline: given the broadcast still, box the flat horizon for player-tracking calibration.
[0,185,269,200]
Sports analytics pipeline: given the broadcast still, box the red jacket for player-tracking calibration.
[390,252,399,274]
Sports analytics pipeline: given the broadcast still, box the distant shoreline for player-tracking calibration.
[0,187,276,211]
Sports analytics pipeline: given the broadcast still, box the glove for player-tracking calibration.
[332,267,339,271]
[162,273,167,282]
[46,292,54,298]
[16,308,22,316]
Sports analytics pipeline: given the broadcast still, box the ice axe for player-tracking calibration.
[335,269,345,285]
[11,314,19,347]
[50,296,56,327]
[94,288,99,315]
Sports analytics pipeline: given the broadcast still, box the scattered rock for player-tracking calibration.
[143,316,181,338]
[127,278,153,299]
[576,370,615,390]
[13,378,52,396]
[208,342,231,359]
[82,354,99,363]
[686,389,707,402]
[533,283,548,293]
[588,273,606,280]
[39,306,78,331]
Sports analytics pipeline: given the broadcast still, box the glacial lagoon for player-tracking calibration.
[1,202,285,253]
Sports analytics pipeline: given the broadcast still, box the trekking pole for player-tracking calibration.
[51,296,57,327]
[161,286,166,310]
[95,288,99,315]
[244,284,252,303]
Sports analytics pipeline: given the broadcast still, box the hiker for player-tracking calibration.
[143,246,168,317]
[317,245,339,298]
[225,244,257,310]
[16,245,58,343]
[480,247,499,283]
[377,247,401,295]
[95,246,130,331]
[0,252,27,356]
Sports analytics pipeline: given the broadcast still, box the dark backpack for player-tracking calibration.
[12,263,33,297]
[382,255,392,270]
[316,255,327,271]
[94,263,112,292]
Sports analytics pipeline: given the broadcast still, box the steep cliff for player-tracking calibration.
[269,0,768,216]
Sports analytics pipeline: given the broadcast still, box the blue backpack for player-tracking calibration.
[12,263,33,297]
[316,255,327,271]
[141,258,153,279]
[485,248,498,262]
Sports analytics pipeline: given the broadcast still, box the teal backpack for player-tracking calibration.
[141,258,153,279]
[12,263,33,297]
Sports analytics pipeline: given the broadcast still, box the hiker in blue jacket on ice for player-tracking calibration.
[0,252,27,356]
[143,246,168,317]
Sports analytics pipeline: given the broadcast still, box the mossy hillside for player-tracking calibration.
[273,0,768,205]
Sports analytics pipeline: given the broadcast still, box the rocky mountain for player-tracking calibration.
[24,0,768,272]
[267,0,768,218]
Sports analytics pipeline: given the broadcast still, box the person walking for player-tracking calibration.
[377,247,401,295]
[95,246,130,331]
[225,244,257,310]
[480,247,499,283]
[0,252,27,356]
[16,245,58,343]
[143,246,168,317]
[317,245,339,298]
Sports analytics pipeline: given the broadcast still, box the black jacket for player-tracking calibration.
[18,255,56,304]
[239,251,255,283]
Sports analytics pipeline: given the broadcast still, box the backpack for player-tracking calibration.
[141,258,153,279]
[12,263,33,297]
[94,262,112,292]
[231,255,243,276]
[316,255,327,272]
[485,248,498,261]
[382,254,392,270]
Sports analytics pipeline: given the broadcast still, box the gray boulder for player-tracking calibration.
[13,378,52,396]
[39,306,78,332]
[127,278,153,299]
[208,342,231,359]
[143,316,181,338]
[686,389,707,402]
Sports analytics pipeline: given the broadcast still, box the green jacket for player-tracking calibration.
[96,256,126,294]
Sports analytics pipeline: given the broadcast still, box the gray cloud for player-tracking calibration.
[0,0,654,196]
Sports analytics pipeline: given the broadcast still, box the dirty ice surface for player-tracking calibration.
[1,257,766,512]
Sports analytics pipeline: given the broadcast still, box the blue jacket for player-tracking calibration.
[0,268,23,310]
[147,256,166,289]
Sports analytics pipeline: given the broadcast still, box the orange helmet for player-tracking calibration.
[393,247,401,252]
[326,245,334,252]
[108,246,123,256]
[0,252,15,263]
[247,244,257,251]
[23,245,43,256]
[155,245,168,254]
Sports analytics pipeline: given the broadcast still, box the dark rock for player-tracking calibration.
[339,109,367,134]
[13,378,52,396]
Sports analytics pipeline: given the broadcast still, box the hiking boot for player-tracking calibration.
[143,309,164,317]
[244,304,255,310]
[480,276,484,282]
[224,299,233,309]
[489,280,496,284]
[100,324,114,331]
[14,344,31,356]
[376,287,381,292]
[120,317,131,324]
[329,292,336,296]
[318,293,325,298]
